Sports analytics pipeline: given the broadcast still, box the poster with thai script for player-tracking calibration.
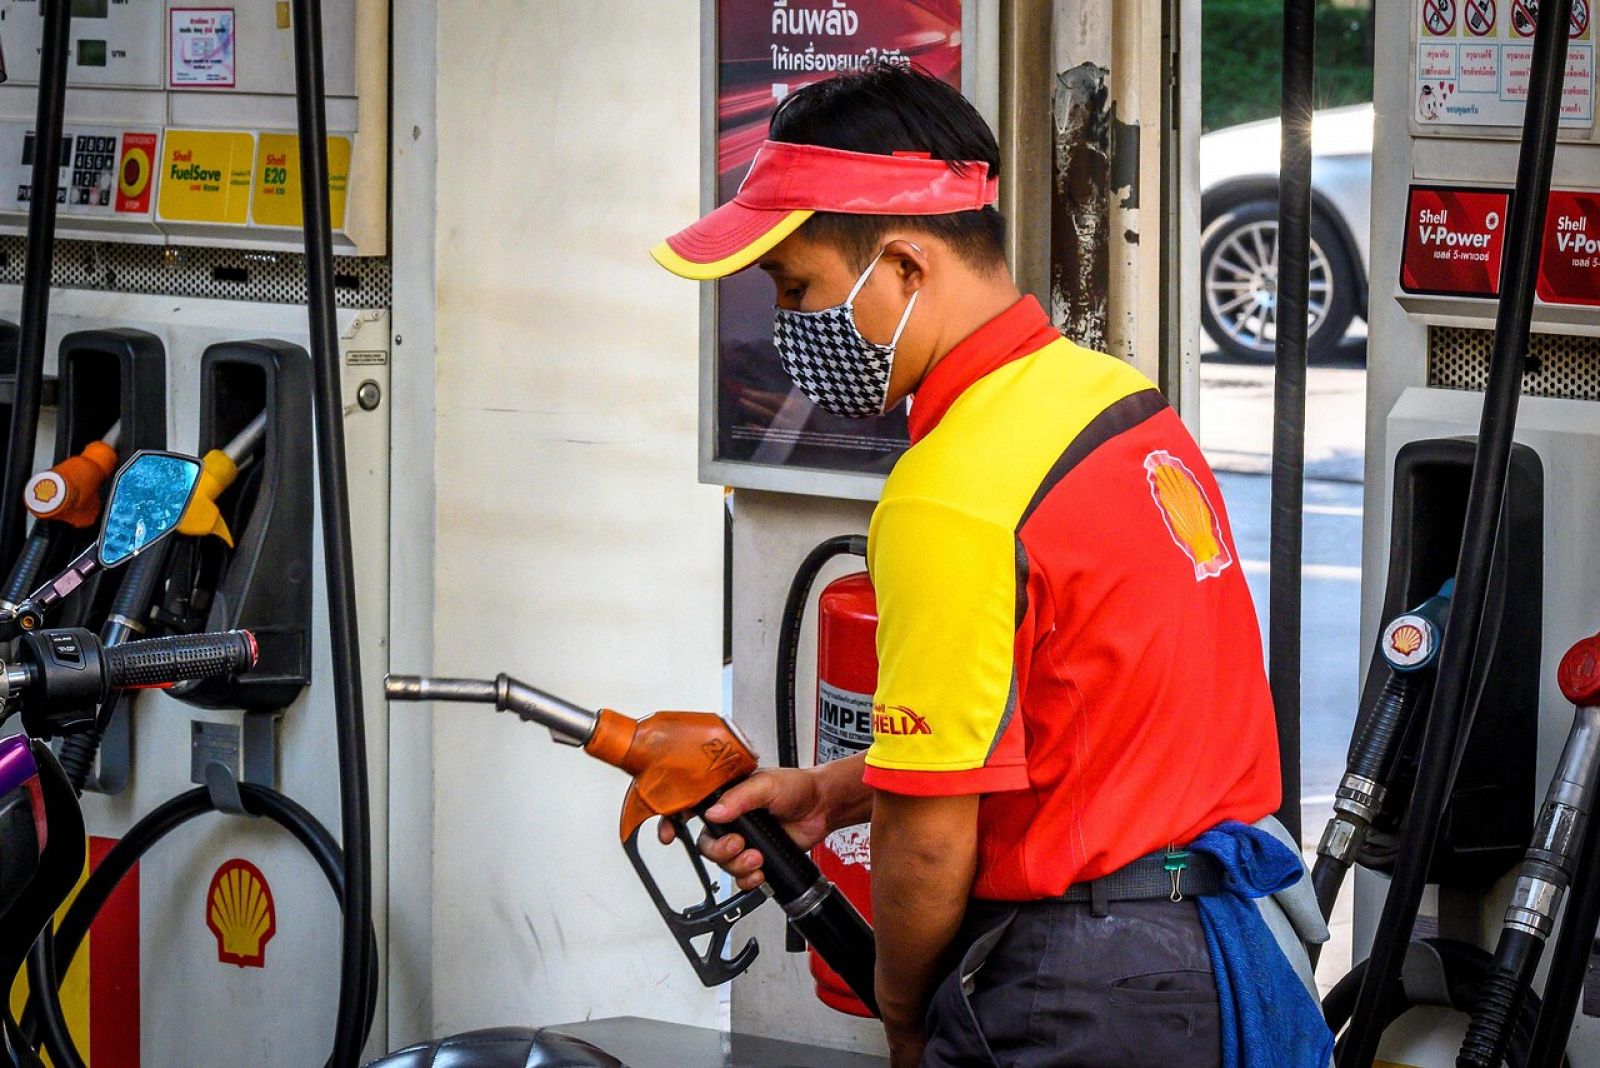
[170,8,236,89]
[1413,0,1594,128]
[714,0,962,478]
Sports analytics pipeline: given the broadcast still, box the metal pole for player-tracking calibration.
[0,0,72,574]
[1336,2,1571,1062]
[1269,0,1314,845]
[288,1,375,1062]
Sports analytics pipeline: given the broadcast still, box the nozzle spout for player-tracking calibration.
[385,674,497,704]
[383,672,598,746]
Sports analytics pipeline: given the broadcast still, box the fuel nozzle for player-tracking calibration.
[1311,580,1456,926]
[23,421,121,528]
[174,410,267,548]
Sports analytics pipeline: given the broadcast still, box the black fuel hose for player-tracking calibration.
[0,0,71,577]
[1267,0,1315,845]
[1459,697,1600,1067]
[1335,2,1572,1061]
[776,535,868,768]
[0,527,54,610]
[290,2,375,1060]
[20,783,379,1068]
[1321,938,1544,1068]
[57,544,172,791]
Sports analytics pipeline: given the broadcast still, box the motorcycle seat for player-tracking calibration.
[365,1027,624,1068]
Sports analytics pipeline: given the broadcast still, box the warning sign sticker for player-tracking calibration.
[1414,0,1595,127]
[1400,185,1510,297]
[1537,189,1600,306]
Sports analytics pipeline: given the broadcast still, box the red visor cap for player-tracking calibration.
[653,140,1000,280]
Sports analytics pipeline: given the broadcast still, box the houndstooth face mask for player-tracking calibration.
[773,247,919,419]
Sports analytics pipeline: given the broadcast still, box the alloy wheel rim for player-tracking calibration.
[1205,219,1333,352]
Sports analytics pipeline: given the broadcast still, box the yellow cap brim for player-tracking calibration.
[651,209,813,280]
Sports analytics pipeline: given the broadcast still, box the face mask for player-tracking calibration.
[773,247,919,419]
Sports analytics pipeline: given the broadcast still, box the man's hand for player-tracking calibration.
[658,753,872,891]
[872,791,980,1068]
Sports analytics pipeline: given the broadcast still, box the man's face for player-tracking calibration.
[758,229,929,408]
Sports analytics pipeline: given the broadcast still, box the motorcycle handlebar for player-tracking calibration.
[102,630,258,690]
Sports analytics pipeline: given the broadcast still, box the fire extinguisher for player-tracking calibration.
[776,534,878,1017]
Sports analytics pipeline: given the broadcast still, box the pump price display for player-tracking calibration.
[1537,189,1600,306]
[1400,185,1510,297]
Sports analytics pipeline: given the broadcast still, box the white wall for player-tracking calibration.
[393,0,723,1039]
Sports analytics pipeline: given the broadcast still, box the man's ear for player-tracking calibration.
[882,238,929,295]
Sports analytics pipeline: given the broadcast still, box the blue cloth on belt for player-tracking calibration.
[1188,821,1334,1068]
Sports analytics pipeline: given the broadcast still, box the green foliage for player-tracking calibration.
[1203,2,1374,131]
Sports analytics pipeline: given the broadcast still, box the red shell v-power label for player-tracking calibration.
[1537,189,1600,306]
[1400,185,1510,297]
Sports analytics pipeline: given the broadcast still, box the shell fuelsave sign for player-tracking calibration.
[207,859,277,969]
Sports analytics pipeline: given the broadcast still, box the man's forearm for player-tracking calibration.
[817,752,873,829]
[870,792,980,1061]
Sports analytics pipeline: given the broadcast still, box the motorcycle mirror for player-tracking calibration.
[96,451,203,568]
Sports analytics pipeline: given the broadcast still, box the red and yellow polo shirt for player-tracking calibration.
[860,296,1281,901]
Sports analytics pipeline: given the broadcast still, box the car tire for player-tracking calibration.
[1200,198,1360,363]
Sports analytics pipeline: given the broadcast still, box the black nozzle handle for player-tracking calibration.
[702,801,878,1015]
[103,630,258,690]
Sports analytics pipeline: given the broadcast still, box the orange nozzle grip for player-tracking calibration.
[586,708,759,841]
[176,449,239,547]
[25,440,118,527]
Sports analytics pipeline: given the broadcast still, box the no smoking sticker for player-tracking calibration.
[1400,185,1510,297]
[1425,0,1459,34]
[1575,0,1591,38]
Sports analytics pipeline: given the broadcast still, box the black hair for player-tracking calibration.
[769,63,1007,271]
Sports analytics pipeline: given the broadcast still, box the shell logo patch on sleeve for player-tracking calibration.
[207,858,277,968]
[1144,450,1234,581]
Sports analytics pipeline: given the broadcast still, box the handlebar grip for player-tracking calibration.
[102,630,258,690]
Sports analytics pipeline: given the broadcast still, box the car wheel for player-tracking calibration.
[1200,199,1359,363]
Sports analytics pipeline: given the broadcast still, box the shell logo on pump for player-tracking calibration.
[1144,450,1233,581]
[206,859,277,968]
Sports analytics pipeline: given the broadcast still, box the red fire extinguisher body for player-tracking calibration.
[812,571,877,1016]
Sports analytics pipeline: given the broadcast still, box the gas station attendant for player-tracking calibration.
[654,66,1330,1068]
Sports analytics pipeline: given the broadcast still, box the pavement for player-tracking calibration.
[1197,331,1369,989]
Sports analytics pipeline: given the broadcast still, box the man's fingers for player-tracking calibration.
[694,829,747,864]
[703,773,778,823]
[735,870,767,892]
[657,819,677,846]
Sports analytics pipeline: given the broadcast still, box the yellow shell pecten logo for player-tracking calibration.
[1389,623,1425,658]
[1144,450,1233,581]
[207,858,277,968]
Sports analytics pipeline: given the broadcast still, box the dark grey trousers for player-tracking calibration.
[921,898,1223,1068]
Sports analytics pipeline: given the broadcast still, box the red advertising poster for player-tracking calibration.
[1399,185,1510,298]
[1537,189,1600,307]
[715,0,962,477]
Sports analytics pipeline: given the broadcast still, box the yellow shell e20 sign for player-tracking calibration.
[207,858,277,968]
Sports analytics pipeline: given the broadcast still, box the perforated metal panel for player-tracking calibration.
[1428,325,1600,402]
[0,237,391,309]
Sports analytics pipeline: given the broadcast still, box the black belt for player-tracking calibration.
[1057,848,1225,907]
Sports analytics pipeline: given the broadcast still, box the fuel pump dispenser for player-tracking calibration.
[0,0,390,1061]
[1331,0,1600,1061]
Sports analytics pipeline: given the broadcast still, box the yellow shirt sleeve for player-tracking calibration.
[863,495,1031,796]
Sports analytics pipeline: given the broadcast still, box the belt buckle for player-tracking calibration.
[1163,845,1189,902]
